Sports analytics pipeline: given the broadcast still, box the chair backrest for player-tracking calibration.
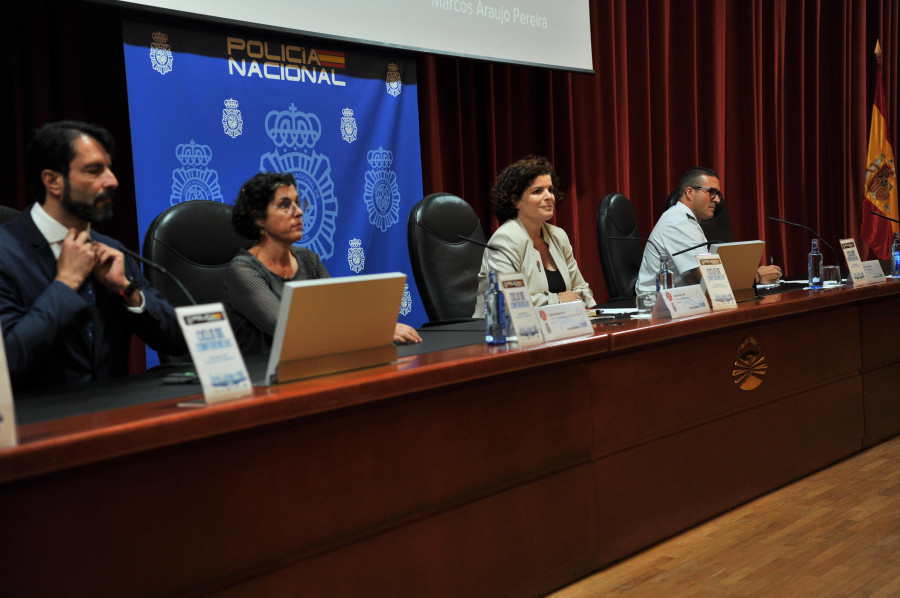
[700,201,735,244]
[143,200,253,307]
[0,205,21,224]
[664,190,735,244]
[407,193,485,323]
[596,192,642,299]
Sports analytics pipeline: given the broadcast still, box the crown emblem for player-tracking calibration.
[175,140,213,167]
[265,103,322,149]
[152,31,168,44]
[350,238,362,248]
[387,63,398,73]
[367,146,393,169]
[342,107,353,117]
[224,98,239,110]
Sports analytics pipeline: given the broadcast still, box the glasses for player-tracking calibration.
[692,186,724,202]
[274,198,310,214]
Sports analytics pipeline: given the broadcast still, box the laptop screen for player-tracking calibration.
[264,272,406,385]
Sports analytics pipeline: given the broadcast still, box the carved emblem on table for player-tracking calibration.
[733,337,767,390]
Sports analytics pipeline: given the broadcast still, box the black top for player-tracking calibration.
[223,247,330,355]
[545,267,566,294]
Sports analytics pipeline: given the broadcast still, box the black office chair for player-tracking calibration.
[0,205,21,224]
[407,193,485,325]
[596,193,643,299]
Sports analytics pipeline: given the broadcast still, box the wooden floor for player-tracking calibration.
[549,435,900,597]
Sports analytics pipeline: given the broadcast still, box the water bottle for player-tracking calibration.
[484,271,507,345]
[808,239,824,289]
[891,232,900,277]
[656,251,675,291]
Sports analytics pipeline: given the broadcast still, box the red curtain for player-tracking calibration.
[418,0,898,301]
[4,0,899,306]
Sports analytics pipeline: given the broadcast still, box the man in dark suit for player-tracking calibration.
[0,121,185,390]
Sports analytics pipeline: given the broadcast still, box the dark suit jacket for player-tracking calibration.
[0,209,186,390]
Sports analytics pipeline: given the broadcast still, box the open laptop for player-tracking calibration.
[708,241,765,302]
[263,272,406,385]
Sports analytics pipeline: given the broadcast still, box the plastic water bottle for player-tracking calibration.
[891,232,900,277]
[656,251,675,291]
[808,239,824,289]
[484,271,507,345]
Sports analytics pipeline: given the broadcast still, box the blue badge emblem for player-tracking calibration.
[222,99,243,139]
[364,147,400,232]
[385,63,402,97]
[170,140,223,205]
[149,31,174,75]
[340,107,358,144]
[260,103,339,259]
[400,283,412,316]
[347,238,365,273]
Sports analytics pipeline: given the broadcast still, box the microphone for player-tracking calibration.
[768,216,841,273]
[119,245,198,305]
[607,235,662,255]
[672,239,722,256]
[457,234,519,272]
[869,210,900,224]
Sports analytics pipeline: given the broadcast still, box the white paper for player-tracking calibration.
[499,273,544,347]
[535,301,593,341]
[698,254,737,311]
[652,285,712,319]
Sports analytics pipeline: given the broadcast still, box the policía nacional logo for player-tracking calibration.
[400,283,412,316]
[347,238,365,273]
[170,140,224,205]
[150,31,174,75]
[260,103,339,259]
[364,146,401,232]
[385,62,402,97]
[733,337,767,391]
[222,98,244,139]
[340,107,358,143]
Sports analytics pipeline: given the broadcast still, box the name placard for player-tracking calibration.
[652,285,712,319]
[840,238,886,286]
[535,301,593,341]
[499,273,544,347]
[698,255,737,311]
[0,320,18,449]
[176,303,253,406]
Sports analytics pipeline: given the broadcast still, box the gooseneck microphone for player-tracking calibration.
[457,234,519,272]
[869,210,900,224]
[672,239,722,256]
[119,245,198,305]
[607,236,719,257]
[768,216,841,273]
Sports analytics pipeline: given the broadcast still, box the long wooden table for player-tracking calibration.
[2,283,899,597]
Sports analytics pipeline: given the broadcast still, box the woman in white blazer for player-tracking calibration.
[472,155,596,316]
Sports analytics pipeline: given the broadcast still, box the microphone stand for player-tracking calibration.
[119,245,198,306]
[768,216,842,278]
[457,234,519,272]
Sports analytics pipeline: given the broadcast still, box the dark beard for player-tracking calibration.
[61,177,115,224]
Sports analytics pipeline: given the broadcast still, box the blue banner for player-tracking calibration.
[122,19,426,364]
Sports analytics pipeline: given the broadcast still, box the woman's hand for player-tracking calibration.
[394,323,422,344]
[557,290,582,303]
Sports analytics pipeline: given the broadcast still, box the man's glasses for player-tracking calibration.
[692,186,724,201]
[274,198,310,214]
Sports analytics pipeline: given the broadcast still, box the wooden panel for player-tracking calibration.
[860,295,900,372]
[863,364,900,447]
[216,465,599,598]
[593,377,863,566]
[0,364,592,597]
[591,306,861,457]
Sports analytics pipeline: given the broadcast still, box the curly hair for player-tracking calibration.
[491,155,564,223]
[232,172,298,240]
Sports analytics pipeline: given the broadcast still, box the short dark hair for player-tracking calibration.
[26,121,115,204]
[232,172,298,240]
[491,155,565,223]
[677,166,720,196]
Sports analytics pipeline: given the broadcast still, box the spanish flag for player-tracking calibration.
[861,40,898,260]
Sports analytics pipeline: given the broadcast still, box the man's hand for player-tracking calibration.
[55,229,97,291]
[757,264,782,284]
[93,242,142,307]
